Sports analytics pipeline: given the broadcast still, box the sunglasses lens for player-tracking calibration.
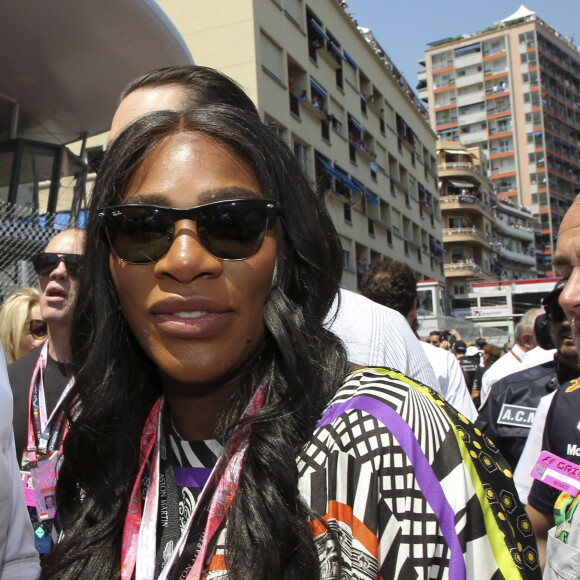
[32,254,58,276]
[104,201,273,263]
[32,253,81,277]
[547,305,567,322]
[29,320,48,340]
[64,255,82,275]
[197,203,269,260]
[105,207,174,264]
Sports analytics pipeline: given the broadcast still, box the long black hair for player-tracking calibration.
[41,106,348,579]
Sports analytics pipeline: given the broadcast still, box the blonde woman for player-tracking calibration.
[0,288,47,364]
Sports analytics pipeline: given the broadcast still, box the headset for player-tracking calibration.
[534,313,555,351]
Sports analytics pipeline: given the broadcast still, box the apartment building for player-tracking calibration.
[419,5,580,276]
[140,0,443,291]
[438,140,536,297]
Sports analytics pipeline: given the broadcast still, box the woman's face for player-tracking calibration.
[109,131,277,389]
[20,302,45,355]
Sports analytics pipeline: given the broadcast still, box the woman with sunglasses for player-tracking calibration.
[41,105,538,579]
[0,287,46,364]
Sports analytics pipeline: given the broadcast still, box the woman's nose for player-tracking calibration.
[153,220,223,283]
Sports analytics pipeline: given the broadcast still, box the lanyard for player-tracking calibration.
[510,347,522,363]
[554,492,580,544]
[26,343,74,465]
[121,379,268,580]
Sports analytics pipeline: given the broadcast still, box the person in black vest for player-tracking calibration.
[476,279,579,469]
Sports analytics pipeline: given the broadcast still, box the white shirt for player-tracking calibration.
[0,344,40,580]
[326,289,439,392]
[421,342,478,422]
[521,346,557,370]
[479,343,526,409]
[513,390,556,504]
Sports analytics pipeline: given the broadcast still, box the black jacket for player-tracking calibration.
[475,356,578,469]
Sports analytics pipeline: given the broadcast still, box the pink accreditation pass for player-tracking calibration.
[530,450,580,497]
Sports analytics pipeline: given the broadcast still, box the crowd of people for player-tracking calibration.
[0,65,577,579]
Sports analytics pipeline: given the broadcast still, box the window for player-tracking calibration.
[260,32,284,81]
[293,140,308,175]
[285,0,303,27]
[344,204,352,223]
[321,119,330,142]
[342,248,351,269]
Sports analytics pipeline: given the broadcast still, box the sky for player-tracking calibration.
[345,1,580,92]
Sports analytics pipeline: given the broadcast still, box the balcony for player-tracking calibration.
[444,261,482,277]
[438,162,492,188]
[454,51,483,69]
[497,246,536,266]
[460,129,488,145]
[456,71,484,88]
[443,227,490,246]
[493,218,534,241]
[456,91,485,107]
[459,109,487,125]
[441,194,494,219]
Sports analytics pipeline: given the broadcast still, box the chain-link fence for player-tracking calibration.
[0,200,80,301]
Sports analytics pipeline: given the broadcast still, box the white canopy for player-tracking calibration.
[1,0,192,145]
[501,5,536,24]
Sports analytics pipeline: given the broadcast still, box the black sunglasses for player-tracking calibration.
[545,302,567,323]
[98,199,281,264]
[31,253,82,277]
[27,319,48,340]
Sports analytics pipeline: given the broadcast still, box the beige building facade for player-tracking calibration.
[91,0,443,291]
[420,7,580,277]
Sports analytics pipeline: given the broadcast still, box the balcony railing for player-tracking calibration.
[443,227,490,245]
[444,261,482,274]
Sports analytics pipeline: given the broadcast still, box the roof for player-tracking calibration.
[0,0,193,145]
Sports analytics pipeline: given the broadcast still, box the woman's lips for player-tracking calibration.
[152,310,234,338]
[150,299,234,338]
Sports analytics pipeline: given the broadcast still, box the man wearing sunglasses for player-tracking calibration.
[8,228,84,556]
[475,279,579,471]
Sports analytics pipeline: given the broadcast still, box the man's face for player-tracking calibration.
[555,204,580,353]
[38,230,84,328]
[428,334,441,347]
[110,84,186,140]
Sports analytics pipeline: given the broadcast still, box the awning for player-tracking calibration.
[449,180,475,188]
[343,50,358,68]
[433,242,446,254]
[418,183,432,199]
[427,37,454,47]
[443,149,465,155]
[329,42,345,60]
[0,0,193,145]
[352,177,379,205]
[316,153,343,182]
[437,127,457,135]
[501,5,536,24]
[316,153,358,193]
[454,42,481,56]
[333,165,360,193]
[310,79,328,101]
[348,115,365,134]
[309,19,329,42]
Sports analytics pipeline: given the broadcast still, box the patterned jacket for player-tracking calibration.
[198,368,541,578]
